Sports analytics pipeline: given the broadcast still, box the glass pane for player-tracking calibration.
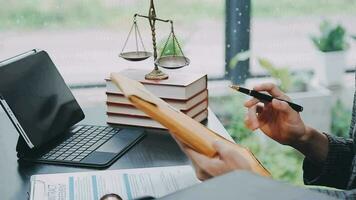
[250,0,356,75]
[0,0,225,85]
[216,0,356,185]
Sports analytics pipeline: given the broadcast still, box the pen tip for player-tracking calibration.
[230,85,240,90]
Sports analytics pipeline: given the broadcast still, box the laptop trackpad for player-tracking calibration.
[96,129,143,153]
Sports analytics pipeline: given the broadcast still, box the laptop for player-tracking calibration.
[0,49,145,168]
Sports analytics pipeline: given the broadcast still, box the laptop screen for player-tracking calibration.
[0,50,84,148]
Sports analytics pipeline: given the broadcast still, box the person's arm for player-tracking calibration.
[291,126,329,163]
[243,83,355,189]
[243,83,329,162]
[302,132,354,189]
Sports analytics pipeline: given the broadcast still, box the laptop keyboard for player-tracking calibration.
[41,125,119,162]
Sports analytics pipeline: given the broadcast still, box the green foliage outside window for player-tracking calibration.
[331,100,352,138]
[258,58,293,93]
[311,20,349,52]
[229,52,311,93]
[257,58,313,93]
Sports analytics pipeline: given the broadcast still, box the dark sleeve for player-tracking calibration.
[311,187,356,200]
[303,133,354,189]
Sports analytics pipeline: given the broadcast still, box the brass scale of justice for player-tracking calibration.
[119,0,190,80]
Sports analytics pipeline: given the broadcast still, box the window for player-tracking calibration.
[0,0,225,86]
[217,0,356,184]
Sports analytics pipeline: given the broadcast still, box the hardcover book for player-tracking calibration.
[106,89,208,111]
[107,100,208,118]
[106,69,207,100]
[107,109,208,129]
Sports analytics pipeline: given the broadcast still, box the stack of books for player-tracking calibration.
[106,69,208,129]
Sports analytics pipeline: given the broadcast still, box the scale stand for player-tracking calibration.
[119,0,190,80]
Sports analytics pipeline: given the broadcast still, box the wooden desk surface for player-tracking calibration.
[0,103,230,200]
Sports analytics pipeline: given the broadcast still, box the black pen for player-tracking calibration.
[230,85,303,112]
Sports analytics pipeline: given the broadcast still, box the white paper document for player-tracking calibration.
[30,165,199,200]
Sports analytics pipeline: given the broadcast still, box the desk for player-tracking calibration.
[0,103,231,200]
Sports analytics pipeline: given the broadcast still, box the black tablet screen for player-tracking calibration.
[0,50,84,148]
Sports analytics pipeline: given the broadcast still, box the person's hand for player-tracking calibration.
[175,138,252,181]
[244,83,307,147]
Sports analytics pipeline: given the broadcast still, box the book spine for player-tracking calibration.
[106,89,208,111]
[106,78,207,100]
[106,80,186,100]
[106,97,208,116]
[106,89,208,102]
[107,109,208,130]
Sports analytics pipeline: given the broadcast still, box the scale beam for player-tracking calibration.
[135,14,172,24]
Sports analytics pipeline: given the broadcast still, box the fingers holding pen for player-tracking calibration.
[253,83,283,97]
[244,105,260,130]
[244,98,259,108]
[253,83,291,101]
[244,97,267,131]
[271,98,293,113]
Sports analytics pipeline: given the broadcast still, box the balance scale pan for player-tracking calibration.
[119,51,152,61]
[155,56,190,69]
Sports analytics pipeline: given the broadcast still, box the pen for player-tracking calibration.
[230,85,303,112]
